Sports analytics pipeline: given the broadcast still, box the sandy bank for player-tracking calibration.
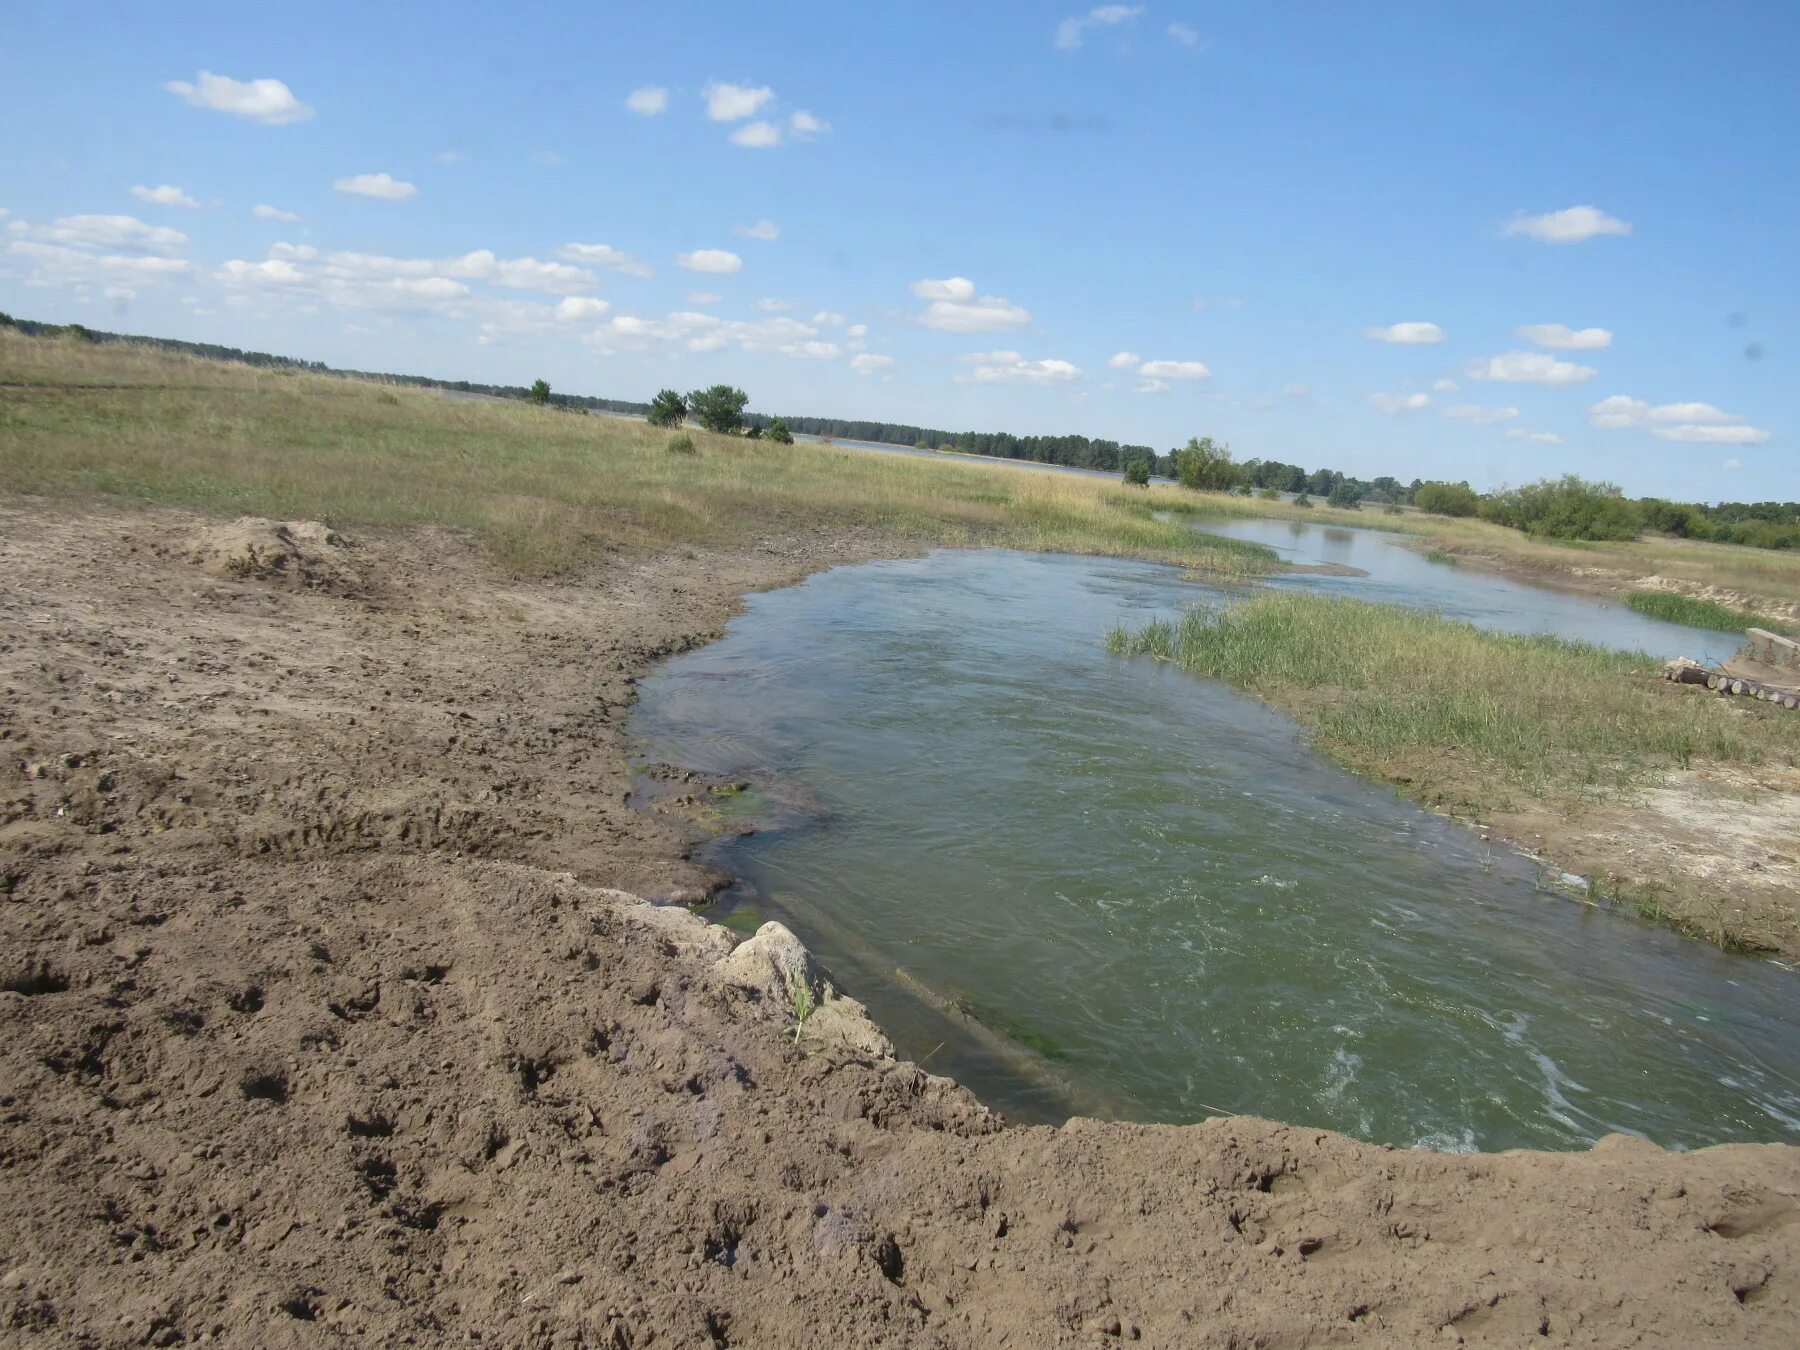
[3,504,1797,1346]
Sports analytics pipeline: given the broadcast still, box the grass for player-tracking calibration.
[1622,589,1791,636]
[1109,592,1800,807]
[0,329,1272,579]
[1141,485,1800,610]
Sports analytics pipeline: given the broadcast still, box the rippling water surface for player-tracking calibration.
[631,548,1798,1151]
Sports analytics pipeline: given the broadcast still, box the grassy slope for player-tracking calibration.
[1149,488,1800,609]
[1112,594,1800,947]
[0,331,1272,577]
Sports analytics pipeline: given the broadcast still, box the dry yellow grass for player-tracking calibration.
[0,330,1270,577]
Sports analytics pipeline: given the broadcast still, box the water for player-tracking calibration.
[1198,516,1741,662]
[630,549,1799,1151]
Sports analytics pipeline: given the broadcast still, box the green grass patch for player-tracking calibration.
[1622,589,1789,636]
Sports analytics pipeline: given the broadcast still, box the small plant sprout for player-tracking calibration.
[789,974,816,1045]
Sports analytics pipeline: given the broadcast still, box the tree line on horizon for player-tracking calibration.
[4,313,1791,548]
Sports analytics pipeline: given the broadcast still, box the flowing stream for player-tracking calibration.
[630,540,1797,1152]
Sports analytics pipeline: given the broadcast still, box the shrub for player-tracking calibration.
[1122,459,1151,487]
[1293,492,1313,508]
[687,385,749,435]
[1174,436,1240,492]
[1327,481,1363,509]
[1258,486,1281,500]
[666,432,696,454]
[647,389,687,428]
[1412,480,1480,517]
[1479,475,1642,541]
[766,416,794,445]
[528,378,551,405]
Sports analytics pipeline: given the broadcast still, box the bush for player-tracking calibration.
[1174,436,1240,492]
[1258,486,1281,500]
[1479,475,1642,541]
[666,432,696,455]
[766,416,794,445]
[1293,492,1313,508]
[1412,480,1480,517]
[687,385,749,435]
[1326,481,1363,510]
[1721,518,1800,550]
[647,389,687,428]
[1122,459,1151,487]
[528,378,551,405]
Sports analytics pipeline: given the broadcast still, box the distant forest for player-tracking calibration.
[4,314,1792,534]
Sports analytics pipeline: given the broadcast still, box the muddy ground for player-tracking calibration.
[3,503,1798,1347]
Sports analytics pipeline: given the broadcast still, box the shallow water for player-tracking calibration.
[631,549,1798,1151]
[1198,516,1741,662]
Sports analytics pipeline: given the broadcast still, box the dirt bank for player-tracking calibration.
[3,504,1798,1347]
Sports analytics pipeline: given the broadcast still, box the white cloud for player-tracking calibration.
[1107,351,1141,370]
[1651,423,1769,445]
[1503,205,1631,245]
[164,70,313,125]
[734,219,780,241]
[434,150,466,165]
[443,250,596,294]
[252,203,300,222]
[555,296,611,321]
[1587,394,1769,445]
[1465,351,1597,385]
[847,323,868,338]
[597,308,839,360]
[1722,457,1743,470]
[625,86,668,116]
[850,353,894,376]
[676,248,742,274]
[686,291,722,305]
[269,242,316,261]
[1138,358,1211,380]
[332,172,418,202]
[956,350,1081,386]
[1168,21,1201,46]
[1443,403,1519,424]
[704,82,775,121]
[20,213,188,254]
[1516,323,1612,351]
[911,277,1029,332]
[555,242,651,277]
[1134,378,1170,395]
[130,184,199,209]
[789,110,828,139]
[1055,5,1144,51]
[1370,392,1430,414]
[216,258,305,285]
[1505,429,1564,444]
[729,121,783,149]
[5,239,191,287]
[1432,378,1460,392]
[755,297,795,312]
[812,311,845,326]
[1366,321,1443,344]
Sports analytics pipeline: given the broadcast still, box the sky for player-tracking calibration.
[2,1,1795,502]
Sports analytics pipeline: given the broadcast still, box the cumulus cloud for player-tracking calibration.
[676,248,742,274]
[956,350,1081,386]
[910,277,1029,332]
[1722,457,1742,470]
[1134,378,1170,395]
[733,219,779,241]
[1366,321,1443,344]
[555,242,651,277]
[1107,351,1141,370]
[1464,351,1596,385]
[164,70,313,124]
[1167,21,1201,46]
[754,297,795,312]
[20,213,189,254]
[555,296,611,321]
[847,323,868,338]
[130,184,198,209]
[1432,378,1460,392]
[442,250,596,294]
[1138,358,1211,380]
[704,82,775,121]
[686,291,722,305]
[1503,205,1631,245]
[1587,394,1768,445]
[812,311,845,326]
[215,258,305,285]
[1505,429,1565,444]
[1443,403,1519,423]
[1516,322,1612,351]
[252,203,300,222]
[5,239,191,288]
[1055,5,1144,51]
[1370,392,1430,414]
[850,353,895,375]
[597,308,839,360]
[625,86,668,116]
[332,172,418,201]
[789,110,828,139]
[730,121,783,149]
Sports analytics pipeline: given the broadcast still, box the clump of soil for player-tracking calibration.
[2,502,1797,1347]
[168,516,364,593]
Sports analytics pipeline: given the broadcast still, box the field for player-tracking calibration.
[0,329,1271,578]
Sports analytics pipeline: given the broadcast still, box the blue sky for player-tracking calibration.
[2,1,1795,500]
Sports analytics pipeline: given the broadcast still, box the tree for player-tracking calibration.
[529,378,550,405]
[688,385,749,435]
[1174,436,1240,492]
[744,423,764,440]
[1293,492,1314,508]
[1412,480,1480,517]
[1327,480,1363,510]
[647,388,687,428]
[1122,459,1151,487]
[766,416,794,444]
[1479,475,1641,541]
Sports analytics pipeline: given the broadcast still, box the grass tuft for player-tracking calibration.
[1622,589,1789,636]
